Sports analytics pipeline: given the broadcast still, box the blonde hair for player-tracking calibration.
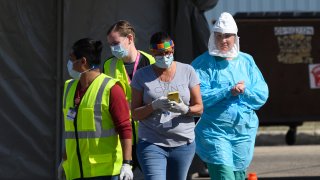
[107,20,135,39]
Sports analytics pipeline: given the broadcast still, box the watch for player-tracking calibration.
[123,160,133,165]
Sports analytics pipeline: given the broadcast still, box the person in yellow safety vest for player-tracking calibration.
[103,20,155,170]
[58,38,133,180]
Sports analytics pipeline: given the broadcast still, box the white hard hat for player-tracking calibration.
[213,12,238,34]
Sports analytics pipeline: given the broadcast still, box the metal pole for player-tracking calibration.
[55,0,64,179]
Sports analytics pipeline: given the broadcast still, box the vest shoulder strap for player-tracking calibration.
[103,56,116,73]
[139,50,155,64]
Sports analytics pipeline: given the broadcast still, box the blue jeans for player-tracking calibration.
[74,175,118,180]
[137,140,195,180]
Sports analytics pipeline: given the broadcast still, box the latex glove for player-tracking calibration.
[151,96,171,110]
[57,160,65,180]
[168,98,189,114]
[120,164,133,180]
[231,81,245,96]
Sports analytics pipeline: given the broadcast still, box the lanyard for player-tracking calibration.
[132,51,141,77]
[127,51,140,83]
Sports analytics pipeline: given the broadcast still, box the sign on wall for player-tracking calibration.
[309,63,320,89]
[274,26,314,64]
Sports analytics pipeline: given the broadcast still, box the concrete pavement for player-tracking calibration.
[248,145,320,178]
[134,122,320,179]
[191,122,320,180]
[191,145,320,180]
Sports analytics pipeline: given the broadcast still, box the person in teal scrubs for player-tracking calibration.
[191,12,269,180]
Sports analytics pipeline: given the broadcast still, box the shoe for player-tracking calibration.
[198,168,209,177]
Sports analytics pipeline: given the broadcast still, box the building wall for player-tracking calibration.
[205,0,320,27]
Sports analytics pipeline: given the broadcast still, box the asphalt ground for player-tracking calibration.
[191,145,320,180]
[134,121,320,180]
[247,145,320,179]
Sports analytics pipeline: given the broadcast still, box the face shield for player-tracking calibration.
[208,12,240,58]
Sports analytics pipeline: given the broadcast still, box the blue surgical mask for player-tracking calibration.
[110,44,128,59]
[67,60,93,80]
[154,54,174,69]
[67,60,81,80]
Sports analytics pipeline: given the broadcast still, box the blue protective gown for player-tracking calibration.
[191,51,269,171]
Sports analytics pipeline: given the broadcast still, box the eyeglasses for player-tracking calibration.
[153,50,173,57]
[214,33,235,39]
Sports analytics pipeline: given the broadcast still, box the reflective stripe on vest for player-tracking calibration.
[64,78,117,139]
[109,58,117,77]
[63,79,75,109]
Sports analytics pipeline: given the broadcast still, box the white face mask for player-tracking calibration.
[67,60,92,80]
[154,54,174,69]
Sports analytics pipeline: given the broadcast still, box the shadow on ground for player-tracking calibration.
[257,177,320,180]
[255,132,320,146]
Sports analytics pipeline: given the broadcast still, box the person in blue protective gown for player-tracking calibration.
[191,12,269,180]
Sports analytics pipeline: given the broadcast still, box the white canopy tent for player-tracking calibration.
[0,0,217,178]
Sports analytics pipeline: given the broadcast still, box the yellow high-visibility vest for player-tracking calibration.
[103,50,155,143]
[103,50,154,102]
[62,74,123,180]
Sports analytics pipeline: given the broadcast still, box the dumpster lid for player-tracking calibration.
[234,12,320,19]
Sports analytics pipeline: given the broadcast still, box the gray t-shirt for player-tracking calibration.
[131,62,200,147]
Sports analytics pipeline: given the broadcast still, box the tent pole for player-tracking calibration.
[55,0,64,178]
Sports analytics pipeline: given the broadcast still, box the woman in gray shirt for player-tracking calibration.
[131,32,203,180]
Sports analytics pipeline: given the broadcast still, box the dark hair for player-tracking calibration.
[72,38,102,67]
[107,20,135,39]
[150,32,172,45]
